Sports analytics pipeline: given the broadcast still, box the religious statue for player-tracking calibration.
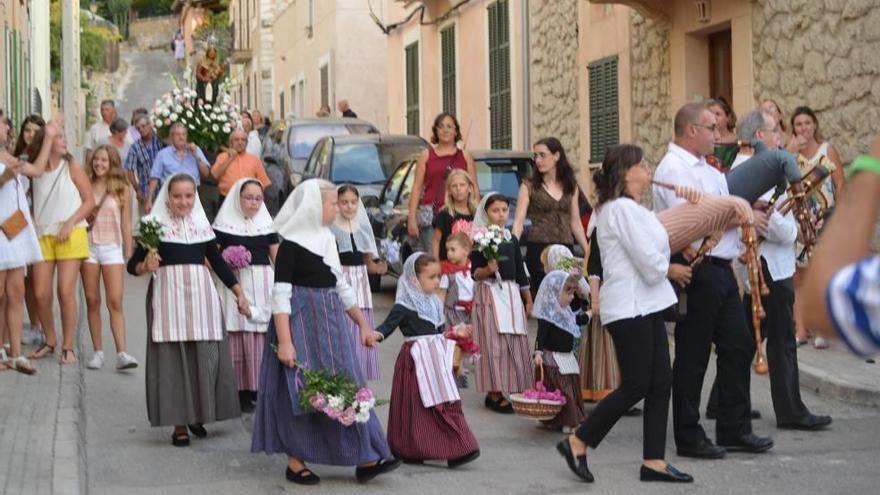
[195,47,225,104]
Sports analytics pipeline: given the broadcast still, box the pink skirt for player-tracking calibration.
[228,332,265,391]
[342,264,380,381]
[472,283,533,394]
[387,341,479,460]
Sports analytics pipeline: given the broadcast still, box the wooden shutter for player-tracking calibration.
[405,42,420,136]
[320,65,329,108]
[588,55,619,163]
[441,26,456,115]
[488,0,512,150]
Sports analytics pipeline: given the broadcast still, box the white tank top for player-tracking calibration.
[32,160,87,236]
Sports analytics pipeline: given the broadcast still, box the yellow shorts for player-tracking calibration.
[39,227,89,261]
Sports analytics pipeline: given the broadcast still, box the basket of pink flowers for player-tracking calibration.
[509,365,566,421]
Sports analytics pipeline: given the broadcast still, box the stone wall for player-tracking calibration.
[752,0,880,162]
[129,15,178,51]
[529,0,581,165]
[629,10,671,166]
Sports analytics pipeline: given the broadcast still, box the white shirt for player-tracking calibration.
[440,272,474,305]
[596,197,677,325]
[246,130,262,157]
[731,152,751,169]
[653,142,740,260]
[740,190,797,293]
[86,121,133,151]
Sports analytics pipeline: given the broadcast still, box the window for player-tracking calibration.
[307,0,315,38]
[587,55,619,163]
[290,83,296,117]
[280,92,286,119]
[331,142,428,185]
[405,42,420,136]
[297,80,305,117]
[488,0,512,149]
[320,64,329,109]
[440,26,456,114]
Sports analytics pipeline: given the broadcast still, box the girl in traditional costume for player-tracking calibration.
[376,252,480,467]
[251,179,399,485]
[212,178,278,412]
[127,173,246,447]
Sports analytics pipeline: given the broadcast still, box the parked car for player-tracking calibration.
[302,134,429,200]
[260,117,379,213]
[368,150,535,282]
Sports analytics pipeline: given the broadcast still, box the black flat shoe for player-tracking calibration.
[556,438,593,482]
[448,449,480,469]
[286,467,320,485]
[484,395,514,414]
[677,439,726,459]
[171,432,190,447]
[355,458,401,483]
[778,414,832,431]
[640,464,694,483]
[717,433,773,453]
[624,407,642,417]
[188,423,208,438]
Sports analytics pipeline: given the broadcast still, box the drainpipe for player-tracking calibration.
[521,0,530,150]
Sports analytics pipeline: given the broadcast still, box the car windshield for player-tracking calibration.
[475,158,532,199]
[287,124,375,160]
[331,142,425,185]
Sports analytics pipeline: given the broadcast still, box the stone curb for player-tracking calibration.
[798,361,880,408]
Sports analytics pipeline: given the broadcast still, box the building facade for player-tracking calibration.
[229,0,276,115]
[1,0,32,126]
[271,0,388,128]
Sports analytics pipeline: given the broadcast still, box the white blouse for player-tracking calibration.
[596,197,677,325]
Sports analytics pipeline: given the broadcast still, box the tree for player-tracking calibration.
[106,0,132,39]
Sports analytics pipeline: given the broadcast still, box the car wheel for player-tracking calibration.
[368,274,382,293]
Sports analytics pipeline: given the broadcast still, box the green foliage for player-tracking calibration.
[49,1,121,80]
[138,217,165,251]
[131,0,174,18]
[297,368,360,412]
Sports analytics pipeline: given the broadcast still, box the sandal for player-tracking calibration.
[10,356,36,375]
[285,467,321,485]
[28,343,55,360]
[61,349,77,365]
[171,431,190,447]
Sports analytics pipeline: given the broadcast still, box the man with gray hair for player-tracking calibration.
[145,123,211,213]
[125,115,164,216]
[86,99,132,164]
[731,109,783,168]
[210,127,271,202]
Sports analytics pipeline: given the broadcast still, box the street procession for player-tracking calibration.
[1,0,879,493]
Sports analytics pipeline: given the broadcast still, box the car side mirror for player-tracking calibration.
[362,195,380,208]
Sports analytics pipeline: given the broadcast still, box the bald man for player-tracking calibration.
[337,99,357,118]
[211,128,272,200]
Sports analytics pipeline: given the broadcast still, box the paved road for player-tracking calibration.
[78,49,880,494]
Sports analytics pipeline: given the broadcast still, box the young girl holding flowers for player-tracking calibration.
[376,252,480,467]
[432,170,477,260]
[532,270,589,430]
[212,178,279,412]
[438,232,477,386]
[331,185,388,381]
[470,193,533,413]
[82,145,138,370]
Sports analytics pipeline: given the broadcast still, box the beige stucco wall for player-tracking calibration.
[385,0,525,148]
[752,0,880,162]
[129,15,178,51]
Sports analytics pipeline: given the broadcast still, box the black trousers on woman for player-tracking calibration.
[525,241,571,298]
[575,312,672,459]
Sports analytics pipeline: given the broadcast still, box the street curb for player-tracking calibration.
[798,361,880,408]
[52,292,88,495]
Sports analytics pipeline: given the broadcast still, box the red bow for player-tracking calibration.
[441,260,470,275]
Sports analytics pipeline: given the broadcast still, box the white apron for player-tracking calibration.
[486,280,528,335]
[551,352,581,375]
[151,264,224,342]
[219,264,274,331]
[408,335,461,408]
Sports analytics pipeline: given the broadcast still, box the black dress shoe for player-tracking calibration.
[355,458,401,483]
[677,439,726,459]
[624,407,642,417]
[448,449,480,469]
[640,464,694,483]
[286,467,321,485]
[556,439,594,482]
[484,395,514,414]
[717,433,774,453]
[171,432,190,447]
[778,414,832,431]
[188,423,208,438]
[706,408,761,420]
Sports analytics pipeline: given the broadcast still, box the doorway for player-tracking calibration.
[708,29,732,104]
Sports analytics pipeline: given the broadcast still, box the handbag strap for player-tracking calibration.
[92,193,109,217]
[36,161,68,221]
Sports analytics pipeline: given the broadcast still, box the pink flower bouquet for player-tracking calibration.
[221,245,252,269]
[521,381,567,405]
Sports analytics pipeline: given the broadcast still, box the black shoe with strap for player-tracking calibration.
[286,467,320,485]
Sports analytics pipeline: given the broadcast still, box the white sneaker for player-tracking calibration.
[813,337,829,349]
[22,326,44,345]
[116,352,139,370]
[87,351,105,370]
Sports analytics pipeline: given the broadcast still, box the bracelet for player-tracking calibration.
[846,155,880,179]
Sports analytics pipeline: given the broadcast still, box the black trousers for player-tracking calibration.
[525,241,570,298]
[673,261,754,447]
[576,312,672,460]
[707,260,809,424]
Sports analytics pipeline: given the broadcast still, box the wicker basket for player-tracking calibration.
[509,365,564,421]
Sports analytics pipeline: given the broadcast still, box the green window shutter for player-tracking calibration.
[488,0,511,150]
[588,56,619,163]
[405,42,420,136]
[320,65,329,108]
[441,26,456,115]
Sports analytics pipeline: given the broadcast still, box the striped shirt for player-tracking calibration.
[827,255,880,357]
[125,135,163,196]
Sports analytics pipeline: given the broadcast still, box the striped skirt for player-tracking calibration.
[251,286,391,466]
[539,356,587,430]
[388,341,479,460]
[472,283,533,394]
[578,315,620,401]
[341,264,381,381]
[228,332,264,392]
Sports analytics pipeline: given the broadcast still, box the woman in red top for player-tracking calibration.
[407,113,479,252]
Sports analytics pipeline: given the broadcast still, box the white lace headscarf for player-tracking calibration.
[330,190,378,256]
[396,252,445,328]
[532,270,580,338]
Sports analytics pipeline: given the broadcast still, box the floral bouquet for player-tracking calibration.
[522,381,567,405]
[444,324,480,356]
[138,215,164,259]
[471,224,511,284]
[296,367,385,426]
[150,68,241,152]
[221,245,252,269]
[553,255,584,277]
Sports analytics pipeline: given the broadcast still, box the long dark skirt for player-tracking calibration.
[538,359,587,430]
[251,286,392,466]
[145,283,240,427]
[388,342,479,460]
